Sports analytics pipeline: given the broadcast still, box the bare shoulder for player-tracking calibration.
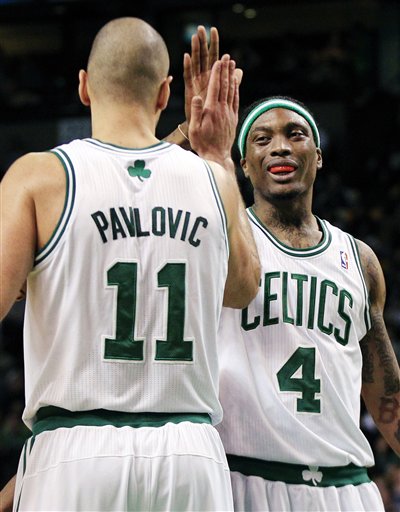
[3,151,64,193]
[2,151,66,251]
[355,238,385,304]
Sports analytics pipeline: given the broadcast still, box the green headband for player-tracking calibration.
[237,99,321,157]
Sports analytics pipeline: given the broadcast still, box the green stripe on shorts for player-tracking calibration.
[33,406,211,435]
[227,454,371,488]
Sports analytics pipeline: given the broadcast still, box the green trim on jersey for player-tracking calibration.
[84,138,171,154]
[35,149,76,265]
[248,208,332,257]
[203,161,229,256]
[32,406,211,435]
[227,455,371,488]
[346,234,372,331]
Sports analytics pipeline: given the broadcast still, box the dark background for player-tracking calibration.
[1,0,399,508]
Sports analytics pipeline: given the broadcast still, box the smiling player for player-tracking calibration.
[216,96,400,511]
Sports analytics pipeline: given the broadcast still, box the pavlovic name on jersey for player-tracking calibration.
[91,205,208,247]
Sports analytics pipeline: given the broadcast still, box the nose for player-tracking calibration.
[269,135,291,156]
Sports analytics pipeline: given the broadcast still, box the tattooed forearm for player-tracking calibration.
[369,309,400,394]
[396,421,400,443]
[361,338,374,384]
[378,396,400,424]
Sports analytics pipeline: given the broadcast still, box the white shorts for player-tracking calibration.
[14,416,233,511]
[230,471,384,512]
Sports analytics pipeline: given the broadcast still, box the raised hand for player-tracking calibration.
[184,25,219,124]
[188,54,240,171]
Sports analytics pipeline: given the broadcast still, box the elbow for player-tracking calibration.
[223,264,260,309]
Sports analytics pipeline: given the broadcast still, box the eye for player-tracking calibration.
[254,134,270,144]
[290,130,307,139]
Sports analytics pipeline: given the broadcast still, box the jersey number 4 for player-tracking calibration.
[277,347,321,413]
[103,261,193,362]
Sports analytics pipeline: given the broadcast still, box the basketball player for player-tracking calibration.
[214,96,400,511]
[179,27,399,509]
[0,17,260,511]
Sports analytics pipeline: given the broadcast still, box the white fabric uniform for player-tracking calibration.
[15,138,233,511]
[217,207,384,511]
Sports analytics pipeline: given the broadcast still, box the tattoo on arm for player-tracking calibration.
[396,421,400,443]
[361,338,374,384]
[362,248,400,394]
[378,396,400,424]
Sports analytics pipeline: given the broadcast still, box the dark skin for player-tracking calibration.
[241,107,400,456]
[242,109,323,247]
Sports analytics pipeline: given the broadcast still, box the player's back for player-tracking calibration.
[23,138,228,428]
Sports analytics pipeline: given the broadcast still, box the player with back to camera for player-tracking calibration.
[0,18,260,512]
[181,26,400,512]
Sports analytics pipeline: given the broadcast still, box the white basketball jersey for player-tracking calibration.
[217,207,375,467]
[22,138,229,428]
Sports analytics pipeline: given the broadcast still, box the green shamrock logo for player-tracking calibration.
[127,160,152,181]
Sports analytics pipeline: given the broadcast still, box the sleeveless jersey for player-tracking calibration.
[22,138,229,429]
[217,207,375,467]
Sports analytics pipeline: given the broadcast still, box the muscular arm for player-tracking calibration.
[189,57,259,308]
[358,239,400,456]
[1,155,36,319]
[0,152,65,321]
[208,160,260,308]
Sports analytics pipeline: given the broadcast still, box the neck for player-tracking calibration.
[90,102,160,148]
[254,191,315,226]
[252,195,322,248]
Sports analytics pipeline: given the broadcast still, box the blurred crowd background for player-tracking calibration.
[0,0,399,509]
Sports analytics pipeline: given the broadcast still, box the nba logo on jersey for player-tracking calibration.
[340,250,348,270]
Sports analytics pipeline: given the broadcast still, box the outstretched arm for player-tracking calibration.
[189,55,259,308]
[358,239,400,456]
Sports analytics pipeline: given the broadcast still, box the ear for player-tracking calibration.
[241,158,249,178]
[156,76,173,112]
[316,148,323,170]
[78,69,91,107]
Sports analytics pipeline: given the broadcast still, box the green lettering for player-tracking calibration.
[282,272,294,325]
[188,217,208,247]
[119,207,136,237]
[110,208,126,240]
[241,307,261,331]
[152,207,166,236]
[292,273,308,326]
[263,272,280,326]
[168,208,183,238]
[134,208,150,237]
[334,289,353,346]
[307,276,317,329]
[91,211,109,243]
[318,280,338,335]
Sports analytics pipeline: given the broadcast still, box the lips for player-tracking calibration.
[269,165,296,174]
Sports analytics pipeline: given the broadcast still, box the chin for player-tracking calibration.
[270,189,301,201]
